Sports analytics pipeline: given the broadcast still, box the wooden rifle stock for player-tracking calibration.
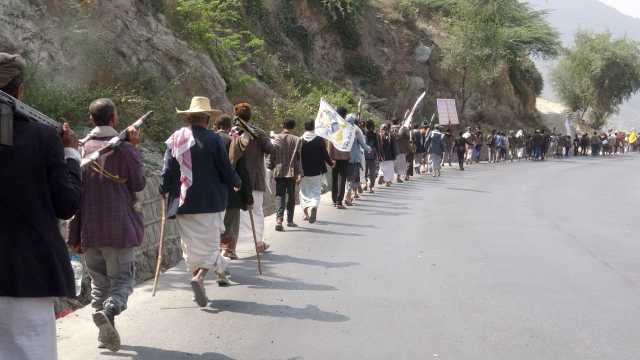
[0,89,61,146]
[234,116,268,140]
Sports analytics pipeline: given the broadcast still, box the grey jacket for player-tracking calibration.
[425,130,445,156]
[349,127,371,164]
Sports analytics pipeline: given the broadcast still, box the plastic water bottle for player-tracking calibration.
[70,255,84,297]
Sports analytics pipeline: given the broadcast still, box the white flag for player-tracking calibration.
[403,91,427,128]
[564,118,572,136]
[314,99,356,152]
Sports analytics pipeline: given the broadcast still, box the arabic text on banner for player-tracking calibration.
[314,99,356,152]
[436,99,460,125]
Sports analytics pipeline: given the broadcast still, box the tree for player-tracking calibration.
[439,0,560,118]
[551,31,640,129]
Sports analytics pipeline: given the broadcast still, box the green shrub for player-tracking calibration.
[279,0,313,55]
[315,0,367,49]
[319,0,368,18]
[270,76,382,129]
[393,0,419,22]
[344,54,381,83]
[244,0,284,46]
[24,64,188,145]
[169,0,266,92]
[392,0,457,21]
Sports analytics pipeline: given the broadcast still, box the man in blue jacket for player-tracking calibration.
[160,97,241,308]
[0,53,81,360]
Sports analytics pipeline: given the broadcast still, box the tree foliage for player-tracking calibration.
[552,31,640,128]
[170,0,266,91]
[320,0,368,19]
[437,0,560,117]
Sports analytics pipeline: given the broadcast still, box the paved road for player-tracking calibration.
[57,155,640,360]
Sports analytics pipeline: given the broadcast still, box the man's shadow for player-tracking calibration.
[205,300,350,322]
[102,345,235,359]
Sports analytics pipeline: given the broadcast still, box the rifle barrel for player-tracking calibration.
[80,111,153,168]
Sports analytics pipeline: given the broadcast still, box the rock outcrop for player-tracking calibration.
[0,0,231,110]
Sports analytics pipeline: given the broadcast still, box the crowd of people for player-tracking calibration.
[2,49,638,360]
[453,127,638,165]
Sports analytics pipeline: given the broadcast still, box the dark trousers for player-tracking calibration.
[406,153,414,176]
[365,159,377,188]
[275,178,296,222]
[457,150,465,170]
[332,160,349,204]
[533,146,542,160]
[221,208,240,252]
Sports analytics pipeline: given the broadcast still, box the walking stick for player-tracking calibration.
[248,209,263,275]
[152,196,168,297]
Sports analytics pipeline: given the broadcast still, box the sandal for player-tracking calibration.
[216,271,231,287]
[222,250,238,260]
[257,241,270,253]
[190,279,208,307]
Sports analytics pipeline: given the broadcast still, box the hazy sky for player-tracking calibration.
[599,0,640,18]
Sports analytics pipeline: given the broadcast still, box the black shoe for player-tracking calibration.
[275,223,285,232]
[287,222,298,228]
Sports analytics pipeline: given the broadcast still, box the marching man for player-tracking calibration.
[68,98,145,352]
[160,97,240,307]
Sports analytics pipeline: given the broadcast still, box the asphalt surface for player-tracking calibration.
[57,154,640,360]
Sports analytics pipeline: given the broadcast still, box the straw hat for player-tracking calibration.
[176,96,222,118]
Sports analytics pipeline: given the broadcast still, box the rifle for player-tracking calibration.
[80,111,153,168]
[234,115,268,140]
[0,89,62,146]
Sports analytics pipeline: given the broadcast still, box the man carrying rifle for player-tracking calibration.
[68,98,145,352]
[235,103,274,252]
[0,53,81,360]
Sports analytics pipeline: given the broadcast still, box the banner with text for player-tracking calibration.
[315,99,356,152]
[436,99,459,125]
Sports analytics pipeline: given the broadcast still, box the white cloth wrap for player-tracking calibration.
[0,297,57,360]
[394,153,407,176]
[379,160,395,182]
[299,175,323,210]
[176,212,227,272]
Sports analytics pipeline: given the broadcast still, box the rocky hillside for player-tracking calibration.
[0,0,545,141]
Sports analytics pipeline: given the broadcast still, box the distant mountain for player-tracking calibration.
[526,0,640,129]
